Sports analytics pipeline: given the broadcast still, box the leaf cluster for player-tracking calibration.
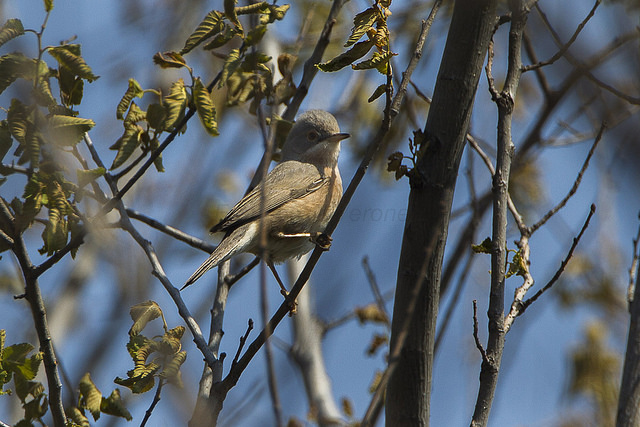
[66,373,132,426]
[151,0,294,125]
[317,0,396,103]
[471,237,528,279]
[0,330,131,426]
[0,330,48,426]
[386,129,423,181]
[115,301,187,394]
[0,15,102,257]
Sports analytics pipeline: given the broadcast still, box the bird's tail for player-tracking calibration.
[181,228,249,290]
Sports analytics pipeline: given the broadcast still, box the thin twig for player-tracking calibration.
[472,300,488,363]
[126,208,215,252]
[534,3,640,105]
[362,256,389,324]
[529,122,605,235]
[519,204,596,314]
[467,133,527,234]
[522,0,601,72]
[140,379,164,427]
[232,319,254,369]
[224,257,260,288]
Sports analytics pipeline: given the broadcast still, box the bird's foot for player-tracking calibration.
[310,232,332,250]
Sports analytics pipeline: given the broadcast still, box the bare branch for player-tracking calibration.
[362,256,390,324]
[0,199,67,426]
[126,208,215,252]
[224,257,260,288]
[471,1,526,424]
[472,300,488,363]
[519,203,596,314]
[522,0,601,72]
[529,122,605,235]
[140,379,164,427]
[232,319,254,369]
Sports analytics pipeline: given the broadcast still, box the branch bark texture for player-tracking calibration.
[386,0,498,425]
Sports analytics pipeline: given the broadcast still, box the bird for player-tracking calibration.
[182,110,349,292]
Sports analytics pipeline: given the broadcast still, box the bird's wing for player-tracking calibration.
[211,161,327,233]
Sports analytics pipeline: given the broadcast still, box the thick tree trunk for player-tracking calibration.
[385,0,498,425]
[616,259,640,426]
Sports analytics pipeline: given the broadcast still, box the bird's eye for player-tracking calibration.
[307,131,319,141]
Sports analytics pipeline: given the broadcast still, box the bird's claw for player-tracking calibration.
[310,232,332,250]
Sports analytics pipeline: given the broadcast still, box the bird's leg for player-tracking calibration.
[275,232,312,238]
[267,261,297,315]
[275,231,332,250]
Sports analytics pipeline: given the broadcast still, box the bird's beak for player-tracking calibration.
[323,132,350,143]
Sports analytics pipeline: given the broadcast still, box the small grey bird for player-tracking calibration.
[183,110,349,290]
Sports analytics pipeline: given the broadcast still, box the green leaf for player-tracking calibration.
[345,7,378,47]
[0,19,25,48]
[76,167,105,188]
[162,79,187,130]
[224,0,243,32]
[116,79,144,120]
[123,102,146,125]
[100,389,132,421]
[316,40,374,72]
[22,392,47,419]
[7,98,29,144]
[158,326,185,355]
[24,128,42,168]
[244,24,266,47]
[152,51,188,69]
[43,0,53,12]
[33,60,56,107]
[148,136,164,173]
[181,10,225,55]
[472,237,493,254]
[220,48,242,87]
[352,50,396,74]
[78,373,102,421]
[507,250,527,278]
[128,300,163,336]
[2,342,32,364]
[114,370,156,394]
[14,372,44,401]
[146,103,166,131]
[193,77,219,137]
[235,2,269,15]
[0,122,13,162]
[109,124,142,170]
[48,45,99,82]
[0,53,35,95]
[160,350,186,387]
[368,84,387,102]
[58,66,84,105]
[260,4,289,24]
[202,25,239,50]
[66,406,90,427]
[47,115,95,146]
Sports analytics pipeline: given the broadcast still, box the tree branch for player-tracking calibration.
[471,1,526,425]
[0,199,67,427]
